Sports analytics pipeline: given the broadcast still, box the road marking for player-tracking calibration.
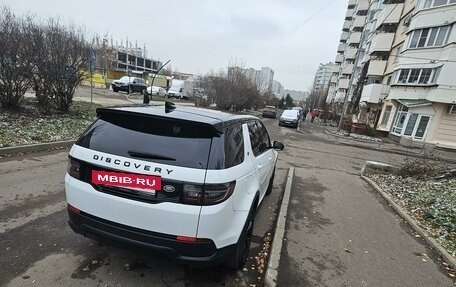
[264,167,294,287]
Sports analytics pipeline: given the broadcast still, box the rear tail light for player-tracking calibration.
[67,204,80,214]
[67,157,80,179]
[182,184,203,204]
[176,235,210,243]
[182,181,236,205]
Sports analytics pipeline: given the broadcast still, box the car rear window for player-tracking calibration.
[282,110,298,117]
[76,112,215,169]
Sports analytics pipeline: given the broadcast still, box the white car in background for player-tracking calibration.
[146,86,166,97]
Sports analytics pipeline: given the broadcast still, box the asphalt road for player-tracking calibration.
[0,118,287,287]
[1,115,454,287]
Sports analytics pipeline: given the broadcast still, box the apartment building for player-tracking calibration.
[282,89,309,103]
[272,80,284,97]
[241,67,275,92]
[312,62,340,94]
[329,0,455,150]
[357,1,415,126]
[376,0,456,149]
[332,0,370,104]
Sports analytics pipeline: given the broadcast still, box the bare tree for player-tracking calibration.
[31,19,90,112]
[0,7,33,109]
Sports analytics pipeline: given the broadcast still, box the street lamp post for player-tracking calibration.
[144,59,171,104]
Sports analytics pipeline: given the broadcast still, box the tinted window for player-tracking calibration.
[248,121,261,156]
[257,121,271,149]
[248,121,270,157]
[76,113,214,169]
[224,124,244,168]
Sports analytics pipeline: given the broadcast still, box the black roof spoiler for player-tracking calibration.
[96,107,224,137]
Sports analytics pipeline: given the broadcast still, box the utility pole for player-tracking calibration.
[337,48,363,133]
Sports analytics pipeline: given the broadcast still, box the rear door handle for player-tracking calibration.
[257,163,264,169]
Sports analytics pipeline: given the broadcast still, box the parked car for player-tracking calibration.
[65,104,284,270]
[291,107,303,119]
[279,109,300,128]
[111,76,147,94]
[146,85,166,97]
[262,106,278,118]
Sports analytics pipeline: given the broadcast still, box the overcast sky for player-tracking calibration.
[1,0,347,91]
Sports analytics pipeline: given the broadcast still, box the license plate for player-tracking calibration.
[92,170,162,192]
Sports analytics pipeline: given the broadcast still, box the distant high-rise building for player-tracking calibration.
[272,80,284,97]
[311,62,339,94]
[228,66,275,92]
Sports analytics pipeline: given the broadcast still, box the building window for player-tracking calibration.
[392,104,409,134]
[381,106,392,126]
[394,68,439,85]
[408,25,452,48]
[423,0,456,8]
[447,105,456,114]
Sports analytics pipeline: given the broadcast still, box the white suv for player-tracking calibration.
[65,104,284,269]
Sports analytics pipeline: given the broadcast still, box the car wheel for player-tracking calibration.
[225,205,255,270]
[278,122,281,126]
[113,88,119,93]
[265,169,275,196]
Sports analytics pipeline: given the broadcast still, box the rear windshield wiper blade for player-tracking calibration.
[128,150,176,161]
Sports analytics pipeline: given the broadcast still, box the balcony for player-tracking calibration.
[346,9,354,19]
[360,83,383,103]
[338,43,346,53]
[339,78,350,89]
[341,63,354,75]
[369,33,394,54]
[347,32,362,45]
[335,54,344,63]
[343,20,351,31]
[353,16,366,28]
[356,0,370,13]
[345,47,358,60]
[367,60,387,76]
[340,31,349,42]
[375,4,404,31]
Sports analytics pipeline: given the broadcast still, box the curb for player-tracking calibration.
[361,171,456,270]
[264,167,294,287]
[0,140,75,157]
[325,130,456,164]
[325,129,383,143]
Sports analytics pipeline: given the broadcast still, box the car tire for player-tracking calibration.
[265,169,275,196]
[225,204,256,270]
[113,88,119,93]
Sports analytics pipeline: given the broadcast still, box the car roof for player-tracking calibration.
[282,109,299,115]
[97,104,257,127]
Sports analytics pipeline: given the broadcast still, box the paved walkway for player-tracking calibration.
[274,120,454,287]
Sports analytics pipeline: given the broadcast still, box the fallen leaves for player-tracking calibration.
[368,174,456,258]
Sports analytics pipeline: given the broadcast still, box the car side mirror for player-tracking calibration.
[273,141,284,151]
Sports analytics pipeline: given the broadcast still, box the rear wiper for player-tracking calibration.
[128,150,176,161]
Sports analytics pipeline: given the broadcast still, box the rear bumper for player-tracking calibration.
[279,120,298,127]
[68,207,235,266]
[262,112,277,118]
